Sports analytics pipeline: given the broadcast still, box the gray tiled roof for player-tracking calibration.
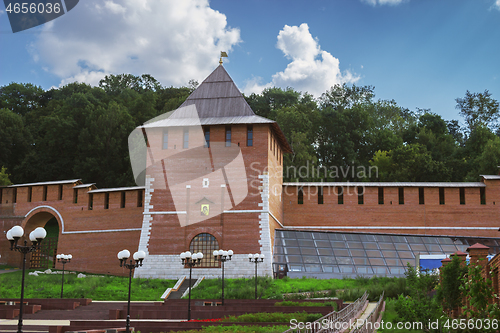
[481,175,500,180]
[140,65,292,153]
[141,115,274,128]
[178,65,255,118]
[73,183,96,189]
[88,186,145,193]
[10,179,81,187]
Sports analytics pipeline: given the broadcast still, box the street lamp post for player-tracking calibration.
[56,254,72,298]
[180,251,203,321]
[117,249,146,333]
[213,249,233,305]
[6,226,47,333]
[248,253,265,299]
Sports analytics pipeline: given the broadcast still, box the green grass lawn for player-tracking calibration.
[0,270,175,301]
[186,276,407,301]
[0,269,407,305]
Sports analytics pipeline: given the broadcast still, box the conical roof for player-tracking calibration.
[141,65,292,153]
[177,65,255,118]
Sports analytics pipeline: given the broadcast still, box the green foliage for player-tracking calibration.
[378,298,424,332]
[0,270,175,301]
[0,166,12,185]
[394,265,441,331]
[456,89,500,132]
[187,276,407,302]
[460,263,500,328]
[436,255,467,314]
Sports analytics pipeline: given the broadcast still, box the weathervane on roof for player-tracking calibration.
[219,51,228,65]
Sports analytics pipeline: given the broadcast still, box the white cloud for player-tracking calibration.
[244,23,358,97]
[362,0,406,6]
[494,0,500,10]
[33,0,240,87]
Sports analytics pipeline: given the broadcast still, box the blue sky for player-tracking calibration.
[1,0,499,122]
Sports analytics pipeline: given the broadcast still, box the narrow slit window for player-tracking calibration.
[28,186,32,202]
[141,128,149,148]
[43,185,47,201]
[0,188,2,204]
[88,193,93,210]
[104,193,109,209]
[337,187,344,204]
[298,188,304,205]
[73,188,78,204]
[480,187,486,205]
[378,187,384,205]
[247,125,253,147]
[459,188,465,205]
[398,187,404,205]
[357,186,364,205]
[121,191,126,208]
[439,187,445,205]
[204,127,210,148]
[318,187,323,204]
[183,128,189,149]
[162,129,168,149]
[419,187,425,205]
[137,190,143,207]
[58,184,63,200]
[13,188,17,203]
[225,126,231,147]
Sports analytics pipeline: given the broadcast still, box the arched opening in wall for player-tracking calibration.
[189,233,219,268]
[24,212,59,269]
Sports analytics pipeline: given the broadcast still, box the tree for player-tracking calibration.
[0,166,12,186]
[372,144,450,182]
[0,108,32,183]
[460,264,500,331]
[319,83,374,110]
[456,90,499,132]
[0,82,44,117]
[395,264,441,332]
[246,87,302,119]
[99,73,162,95]
[273,106,318,181]
[436,255,467,316]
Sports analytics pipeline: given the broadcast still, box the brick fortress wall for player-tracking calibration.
[0,182,144,276]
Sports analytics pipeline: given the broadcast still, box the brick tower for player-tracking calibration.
[133,64,291,279]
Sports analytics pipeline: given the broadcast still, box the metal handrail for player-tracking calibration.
[282,291,369,333]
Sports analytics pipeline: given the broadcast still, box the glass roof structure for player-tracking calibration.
[273,230,500,279]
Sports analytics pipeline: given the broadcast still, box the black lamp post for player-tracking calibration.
[6,225,47,333]
[248,253,265,299]
[180,251,203,321]
[212,249,233,305]
[56,254,72,298]
[118,249,146,333]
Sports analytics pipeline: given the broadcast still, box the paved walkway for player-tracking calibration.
[357,302,377,321]
[0,269,17,274]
